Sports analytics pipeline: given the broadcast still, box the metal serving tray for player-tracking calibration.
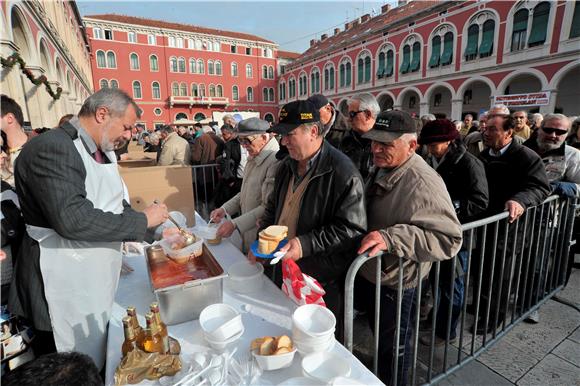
[145,243,227,325]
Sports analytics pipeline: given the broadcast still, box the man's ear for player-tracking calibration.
[95,106,108,124]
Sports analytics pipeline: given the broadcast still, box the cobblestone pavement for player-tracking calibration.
[352,268,580,386]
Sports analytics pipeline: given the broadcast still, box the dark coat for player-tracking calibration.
[426,141,489,223]
[191,132,224,165]
[338,129,373,179]
[479,140,550,214]
[325,110,350,149]
[260,141,367,284]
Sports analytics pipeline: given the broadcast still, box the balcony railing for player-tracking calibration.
[169,96,229,107]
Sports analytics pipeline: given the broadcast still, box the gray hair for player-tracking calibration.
[421,114,436,122]
[78,88,141,119]
[400,133,418,143]
[542,113,570,129]
[348,93,380,118]
[159,125,173,134]
[302,121,323,137]
[489,104,510,116]
[148,132,160,144]
[531,113,543,121]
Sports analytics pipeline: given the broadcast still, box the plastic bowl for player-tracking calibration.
[301,352,351,382]
[228,261,264,294]
[158,230,203,262]
[294,336,335,355]
[253,348,296,371]
[292,305,336,337]
[194,225,222,245]
[292,325,335,344]
[199,304,243,341]
[204,327,244,350]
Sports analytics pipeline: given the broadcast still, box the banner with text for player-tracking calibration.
[494,91,551,107]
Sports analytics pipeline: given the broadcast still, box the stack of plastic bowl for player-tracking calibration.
[292,304,336,354]
[227,261,264,294]
[199,303,244,350]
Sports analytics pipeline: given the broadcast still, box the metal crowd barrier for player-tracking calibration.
[344,195,578,386]
[190,163,219,220]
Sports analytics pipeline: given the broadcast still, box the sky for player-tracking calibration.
[77,0,389,53]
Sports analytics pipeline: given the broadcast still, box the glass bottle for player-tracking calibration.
[142,312,164,354]
[126,306,145,350]
[150,302,170,354]
[121,316,138,357]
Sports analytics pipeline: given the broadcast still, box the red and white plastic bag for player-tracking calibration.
[281,259,326,307]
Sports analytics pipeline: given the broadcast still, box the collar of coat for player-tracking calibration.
[284,140,334,179]
[523,135,566,158]
[252,137,279,166]
[370,153,421,191]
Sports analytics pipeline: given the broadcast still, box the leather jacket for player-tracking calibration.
[260,141,367,283]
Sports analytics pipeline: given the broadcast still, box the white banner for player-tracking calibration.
[494,91,551,107]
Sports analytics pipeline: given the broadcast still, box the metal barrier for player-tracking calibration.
[190,163,219,220]
[344,195,577,385]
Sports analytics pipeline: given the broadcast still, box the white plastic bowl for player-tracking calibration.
[292,325,335,344]
[158,229,203,262]
[294,336,335,355]
[253,348,296,371]
[301,352,351,382]
[292,304,336,337]
[199,303,243,341]
[228,261,264,294]
[204,327,244,350]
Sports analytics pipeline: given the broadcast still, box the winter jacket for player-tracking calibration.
[324,110,350,148]
[338,129,373,179]
[260,141,367,284]
[524,138,580,189]
[158,132,191,166]
[360,154,463,289]
[191,132,224,165]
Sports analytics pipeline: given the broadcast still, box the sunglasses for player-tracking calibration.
[348,110,365,119]
[239,135,258,145]
[542,127,567,136]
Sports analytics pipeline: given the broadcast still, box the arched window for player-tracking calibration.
[339,60,352,87]
[172,82,179,96]
[357,57,364,84]
[215,61,222,75]
[247,87,253,102]
[191,83,199,97]
[512,9,529,51]
[263,88,268,102]
[289,78,296,98]
[176,113,188,120]
[106,51,116,68]
[197,59,204,74]
[216,85,223,97]
[268,88,274,102]
[357,54,371,84]
[194,112,206,121]
[231,62,238,76]
[150,55,159,71]
[132,81,142,99]
[170,57,178,72]
[209,84,216,97]
[96,51,106,68]
[232,85,239,101]
[195,39,202,50]
[279,83,285,100]
[246,64,253,78]
[263,65,268,79]
[528,2,550,47]
[110,80,118,89]
[465,24,479,61]
[268,66,274,79]
[189,58,196,73]
[100,79,108,89]
[130,53,139,70]
[208,60,215,75]
[213,42,220,52]
[571,2,580,38]
[152,82,160,99]
[180,82,187,96]
[178,57,186,73]
[199,84,206,97]
[310,69,320,93]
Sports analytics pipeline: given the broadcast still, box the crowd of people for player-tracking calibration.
[1,88,579,385]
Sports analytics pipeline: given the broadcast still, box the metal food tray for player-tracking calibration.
[145,243,227,325]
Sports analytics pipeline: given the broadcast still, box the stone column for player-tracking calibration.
[451,99,463,121]
[419,102,429,117]
[540,89,558,115]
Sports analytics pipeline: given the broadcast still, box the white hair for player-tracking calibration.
[348,93,380,118]
[542,113,570,128]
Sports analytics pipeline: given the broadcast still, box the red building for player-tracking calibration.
[279,0,580,120]
[83,14,284,130]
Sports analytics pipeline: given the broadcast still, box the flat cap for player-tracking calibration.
[237,117,270,136]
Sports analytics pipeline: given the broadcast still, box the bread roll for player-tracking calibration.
[274,346,292,355]
[276,335,292,350]
[259,337,275,355]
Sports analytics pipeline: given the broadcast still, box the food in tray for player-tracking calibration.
[258,225,288,254]
[251,335,293,355]
[170,233,198,251]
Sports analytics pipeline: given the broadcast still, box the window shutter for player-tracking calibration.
[440,32,454,65]
[479,20,495,56]
[410,43,421,72]
[528,2,550,46]
[386,51,394,76]
[429,36,441,68]
[400,46,411,73]
[377,52,386,77]
[465,25,479,58]
[571,2,580,38]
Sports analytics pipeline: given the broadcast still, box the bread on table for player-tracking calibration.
[258,225,288,255]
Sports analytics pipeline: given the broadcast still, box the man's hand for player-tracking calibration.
[143,202,168,228]
[247,249,257,264]
[216,220,236,238]
[358,231,388,257]
[505,200,524,223]
[278,238,302,262]
[209,207,226,223]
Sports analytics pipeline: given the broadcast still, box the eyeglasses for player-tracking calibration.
[542,127,568,136]
[348,110,365,119]
[239,135,258,146]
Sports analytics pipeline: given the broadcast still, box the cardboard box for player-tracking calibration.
[119,165,195,226]
[118,158,156,168]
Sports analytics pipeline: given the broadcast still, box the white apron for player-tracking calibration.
[31,137,128,369]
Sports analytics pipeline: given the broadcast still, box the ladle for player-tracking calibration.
[154,200,196,246]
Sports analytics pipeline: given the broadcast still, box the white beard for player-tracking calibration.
[536,136,564,153]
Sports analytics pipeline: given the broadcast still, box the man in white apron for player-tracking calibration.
[8,88,169,370]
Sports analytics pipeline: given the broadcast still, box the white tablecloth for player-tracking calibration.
[105,217,383,385]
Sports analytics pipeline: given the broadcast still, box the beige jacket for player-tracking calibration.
[359,154,463,289]
[158,132,191,166]
[221,138,280,252]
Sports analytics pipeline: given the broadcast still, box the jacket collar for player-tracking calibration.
[524,136,566,157]
[438,141,467,167]
[285,140,334,179]
[253,137,279,166]
[371,153,420,191]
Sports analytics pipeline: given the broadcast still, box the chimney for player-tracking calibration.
[334,27,341,35]
[344,22,351,30]
[321,33,328,41]
[381,4,392,13]
[361,14,371,23]
[398,0,408,6]
[309,39,317,47]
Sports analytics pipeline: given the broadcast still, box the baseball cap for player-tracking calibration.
[236,117,270,136]
[362,110,416,143]
[307,94,329,110]
[269,100,320,135]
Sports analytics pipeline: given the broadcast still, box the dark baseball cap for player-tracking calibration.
[269,100,320,135]
[363,110,416,143]
[307,94,329,110]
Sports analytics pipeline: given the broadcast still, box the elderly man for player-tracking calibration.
[210,118,280,252]
[459,114,474,138]
[214,123,247,208]
[357,110,462,384]
[307,94,349,148]
[254,100,367,337]
[339,92,380,178]
[8,88,168,366]
[157,125,191,166]
[530,113,543,133]
[512,110,532,140]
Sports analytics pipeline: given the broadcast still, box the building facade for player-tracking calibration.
[83,14,282,130]
[1,0,93,129]
[279,0,580,120]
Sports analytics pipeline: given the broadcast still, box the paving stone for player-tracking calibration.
[569,326,580,344]
[436,358,513,386]
[477,338,540,382]
[552,339,580,367]
[517,353,580,386]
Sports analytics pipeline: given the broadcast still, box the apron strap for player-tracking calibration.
[60,121,80,140]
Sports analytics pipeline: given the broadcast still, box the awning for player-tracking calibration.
[429,36,441,68]
[400,49,411,74]
[409,45,420,72]
[464,26,479,57]
[440,36,453,65]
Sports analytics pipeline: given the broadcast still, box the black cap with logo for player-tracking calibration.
[362,110,416,143]
[269,100,320,135]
